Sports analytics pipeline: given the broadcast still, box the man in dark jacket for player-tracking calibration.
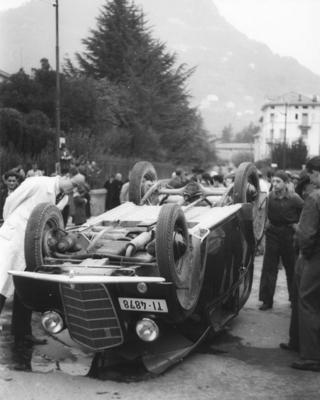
[291,157,320,371]
[105,173,123,210]
[258,170,304,310]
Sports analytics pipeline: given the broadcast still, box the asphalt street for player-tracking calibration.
[0,255,319,400]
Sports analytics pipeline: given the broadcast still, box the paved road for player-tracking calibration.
[0,256,319,400]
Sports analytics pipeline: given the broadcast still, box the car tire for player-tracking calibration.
[128,161,157,205]
[233,162,260,203]
[156,204,202,318]
[156,204,189,287]
[233,162,267,244]
[25,202,64,271]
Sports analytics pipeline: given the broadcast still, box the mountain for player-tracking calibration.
[1,0,320,135]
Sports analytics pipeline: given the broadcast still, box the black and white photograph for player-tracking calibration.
[0,1,320,399]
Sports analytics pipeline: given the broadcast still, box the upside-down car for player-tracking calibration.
[10,161,267,374]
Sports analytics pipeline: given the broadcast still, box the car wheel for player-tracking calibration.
[252,192,268,244]
[128,161,158,205]
[233,162,259,203]
[233,162,267,244]
[156,204,202,317]
[25,202,64,271]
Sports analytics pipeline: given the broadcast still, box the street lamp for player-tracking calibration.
[53,0,61,174]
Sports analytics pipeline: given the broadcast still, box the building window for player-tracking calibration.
[295,113,299,120]
[271,106,275,109]
[269,129,274,142]
[270,113,275,122]
[302,105,308,109]
[302,113,309,126]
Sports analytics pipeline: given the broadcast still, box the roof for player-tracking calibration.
[0,69,10,79]
[215,142,254,150]
[261,91,319,111]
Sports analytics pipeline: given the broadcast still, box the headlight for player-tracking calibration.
[137,282,148,294]
[41,311,64,334]
[135,318,159,342]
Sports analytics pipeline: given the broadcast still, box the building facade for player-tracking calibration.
[254,92,320,161]
[209,138,254,167]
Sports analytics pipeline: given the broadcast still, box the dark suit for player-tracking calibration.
[295,189,320,361]
[105,179,123,210]
[259,190,304,306]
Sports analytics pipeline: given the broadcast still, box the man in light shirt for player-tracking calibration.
[0,174,82,348]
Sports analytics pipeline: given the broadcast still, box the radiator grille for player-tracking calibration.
[60,283,123,351]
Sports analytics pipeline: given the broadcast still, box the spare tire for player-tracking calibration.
[156,204,203,318]
[25,202,64,271]
[128,161,158,205]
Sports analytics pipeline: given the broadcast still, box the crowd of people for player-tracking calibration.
[255,160,320,372]
[0,157,320,373]
[101,162,320,372]
[0,161,92,228]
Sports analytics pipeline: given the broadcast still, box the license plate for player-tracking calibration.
[118,297,168,313]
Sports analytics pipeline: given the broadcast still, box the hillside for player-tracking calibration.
[1,0,320,134]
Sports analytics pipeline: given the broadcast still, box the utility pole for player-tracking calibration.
[282,102,288,169]
[53,0,61,174]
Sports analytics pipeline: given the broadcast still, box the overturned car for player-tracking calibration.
[10,161,267,374]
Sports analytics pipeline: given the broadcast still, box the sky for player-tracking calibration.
[0,0,319,75]
[214,0,320,75]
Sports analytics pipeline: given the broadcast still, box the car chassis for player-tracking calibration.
[10,161,267,374]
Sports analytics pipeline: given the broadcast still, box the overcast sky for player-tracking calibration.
[214,0,320,75]
[1,0,319,75]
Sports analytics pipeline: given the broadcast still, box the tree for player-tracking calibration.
[72,0,212,163]
[0,60,58,124]
[232,151,254,167]
[271,138,307,169]
[0,108,24,150]
[76,0,147,82]
[22,110,53,155]
[31,58,57,123]
[221,124,233,142]
[0,107,53,156]
[234,123,259,143]
[0,69,38,113]
[290,138,308,169]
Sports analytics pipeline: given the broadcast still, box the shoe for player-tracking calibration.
[280,342,298,352]
[16,334,47,346]
[291,360,320,372]
[259,303,272,311]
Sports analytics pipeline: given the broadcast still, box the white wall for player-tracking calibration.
[255,102,320,160]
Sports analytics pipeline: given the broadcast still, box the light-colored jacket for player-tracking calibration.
[0,176,59,298]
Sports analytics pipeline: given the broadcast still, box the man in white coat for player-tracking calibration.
[0,174,83,346]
